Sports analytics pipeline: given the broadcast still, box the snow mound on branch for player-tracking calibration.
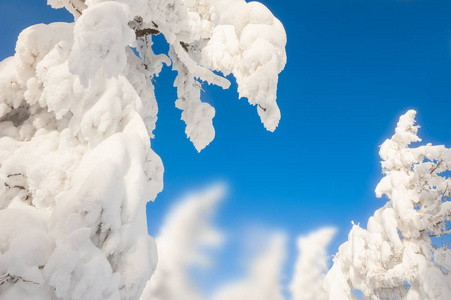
[69,2,135,85]
[203,0,287,132]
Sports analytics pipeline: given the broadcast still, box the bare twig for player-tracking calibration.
[428,228,451,237]
[7,173,23,178]
[135,28,160,38]
[0,273,39,286]
[4,182,25,190]
[68,0,86,15]
[180,41,189,52]
[151,76,160,86]
[430,160,443,174]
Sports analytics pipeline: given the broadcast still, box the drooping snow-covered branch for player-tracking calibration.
[48,0,287,150]
[169,49,217,152]
[203,0,287,132]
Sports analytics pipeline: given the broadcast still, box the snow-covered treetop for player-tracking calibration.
[325,110,451,299]
[48,0,287,151]
[142,184,225,300]
[290,227,336,300]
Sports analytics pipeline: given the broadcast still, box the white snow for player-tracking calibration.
[290,227,337,300]
[141,184,339,300]
[0,14,162,300]
[212,233,287,300]
[141,184,225,300]
[325,110,451,299]
[0,0,286,298]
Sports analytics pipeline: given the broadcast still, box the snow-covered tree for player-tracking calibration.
[140,183,336,300]
[212,233,287,300]
[208,227,336,300]
[290,227,336,300]
[324,110,451,299]
[141,184,225,300]
[0,0,286,299]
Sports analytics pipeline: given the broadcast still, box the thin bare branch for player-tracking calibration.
[135,28,160,38]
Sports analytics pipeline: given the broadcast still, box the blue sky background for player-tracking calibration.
[2,0,451,295]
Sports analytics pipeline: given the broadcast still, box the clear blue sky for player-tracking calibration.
[2,0,451,294]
